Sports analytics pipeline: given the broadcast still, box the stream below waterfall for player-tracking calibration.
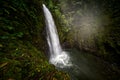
[57,48,117,80]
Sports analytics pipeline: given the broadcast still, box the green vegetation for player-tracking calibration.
[0,40,69,80]
[0,0,120,79]
[58,0,120,65]
[0,0,70,80]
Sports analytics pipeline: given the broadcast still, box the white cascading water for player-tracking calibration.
[43,4,71,68]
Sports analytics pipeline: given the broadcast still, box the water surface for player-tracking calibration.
[58,48,110,80]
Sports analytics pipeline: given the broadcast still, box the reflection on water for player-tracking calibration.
[57,48,108,80]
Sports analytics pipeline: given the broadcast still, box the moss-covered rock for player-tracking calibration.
[0,40,70,80]
[0,0,70,80]
[58,0,120,66]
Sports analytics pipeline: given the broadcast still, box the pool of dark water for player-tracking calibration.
[57,48,116,80]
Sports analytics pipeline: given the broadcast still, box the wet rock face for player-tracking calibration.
[58,0,120,64]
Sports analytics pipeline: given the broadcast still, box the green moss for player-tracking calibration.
[56,0,120,66]
[0,0,70,80]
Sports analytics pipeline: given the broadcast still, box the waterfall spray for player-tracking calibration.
[43,4,72,68]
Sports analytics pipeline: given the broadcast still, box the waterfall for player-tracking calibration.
[43,4,72,68]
